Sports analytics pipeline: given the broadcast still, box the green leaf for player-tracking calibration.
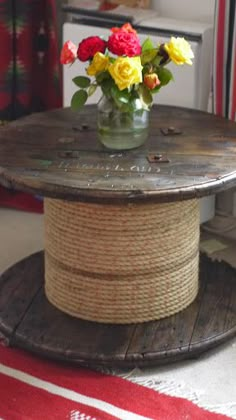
[101,78,113,97]
[129,98,144,112]
[156,67,173,86]
[138,85,153,110]
[149,84,162,94]
[71,90,88,110]
[96,71,110,84]
[141,48,158,65]
[142,38,154,52]
[111,85,130,104]
[88,84,97,96]
[72,76,91,88]
[152,55,163,67]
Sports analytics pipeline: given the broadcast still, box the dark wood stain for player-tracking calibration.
[0,252,235,368]
[0,105,236,203]
[0,253,43,337]
[190,256,236,351]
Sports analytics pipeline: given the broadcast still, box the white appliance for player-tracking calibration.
[62,14,215,223]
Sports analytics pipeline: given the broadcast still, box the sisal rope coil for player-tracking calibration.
[44,198,200,324]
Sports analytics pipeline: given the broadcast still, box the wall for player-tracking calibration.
[150,0,215,23]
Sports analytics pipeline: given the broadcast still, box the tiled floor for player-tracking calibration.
[0,207,236,418]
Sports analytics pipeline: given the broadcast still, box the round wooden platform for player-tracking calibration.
[0,251,236,368]
[0,106,236,204]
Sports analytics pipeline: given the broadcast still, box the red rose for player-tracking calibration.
[77,36,107,62]
[144,73,161,90]
[60,40,77,64]
[107,31,141,57]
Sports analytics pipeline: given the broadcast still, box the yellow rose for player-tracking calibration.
[164,37,194,65]
[108,56,143,91]
[86,52,110,76]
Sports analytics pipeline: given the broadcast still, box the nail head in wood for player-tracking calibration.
[160,126,182,136]
[147,154,170,163]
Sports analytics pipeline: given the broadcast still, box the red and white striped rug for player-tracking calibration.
[0,344,233,420]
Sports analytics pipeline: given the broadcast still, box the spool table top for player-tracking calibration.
[0,105,235,204]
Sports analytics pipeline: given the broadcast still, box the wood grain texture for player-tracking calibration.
[0,252,235,368]
[0,253,43,338]
[0,105,235,203]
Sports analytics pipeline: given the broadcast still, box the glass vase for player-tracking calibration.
[97,95,149,151]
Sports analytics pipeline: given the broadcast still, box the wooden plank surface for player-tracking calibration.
[190,256,236,350]
[0,252,236,368]
[0,253,43,338]
[0,105,236,203]
[125,282,206,364]
[14,287,136,364]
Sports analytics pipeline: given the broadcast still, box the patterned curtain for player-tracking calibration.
[0,0,62,120]
[0,0,62,212]
[212,1,236,220]
[213,0,236,121]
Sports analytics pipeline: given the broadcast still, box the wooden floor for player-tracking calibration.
[0,252,236,368]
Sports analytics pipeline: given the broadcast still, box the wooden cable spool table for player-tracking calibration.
[0,105,236,368]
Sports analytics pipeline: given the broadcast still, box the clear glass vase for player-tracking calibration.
[97,95,149,151]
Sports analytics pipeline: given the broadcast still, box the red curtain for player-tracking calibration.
[0,0,62,212]
[213,0,236,121]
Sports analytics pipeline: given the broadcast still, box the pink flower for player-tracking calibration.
[60,40,77,64]
[144,73,161,89]
[107,31,141,57]
[77,36,107,62]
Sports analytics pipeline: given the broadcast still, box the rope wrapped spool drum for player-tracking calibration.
[44,198,200,324]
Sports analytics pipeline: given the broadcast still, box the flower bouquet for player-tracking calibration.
[61,23,194,150]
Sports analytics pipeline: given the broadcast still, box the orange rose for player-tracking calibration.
[144,73,161,90]
[111,23,137,35]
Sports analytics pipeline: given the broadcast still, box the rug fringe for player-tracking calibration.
[98,367,236,420]
[128,375,236,420]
